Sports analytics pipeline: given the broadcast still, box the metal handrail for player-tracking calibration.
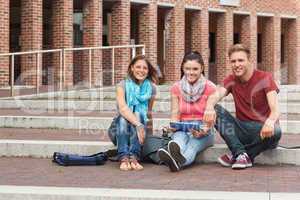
[63,44,145,86]
[0,44,145,97]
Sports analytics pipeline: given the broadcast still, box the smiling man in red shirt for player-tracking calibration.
[203,44,281,169]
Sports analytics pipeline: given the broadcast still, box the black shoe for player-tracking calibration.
[168,141,186,165]
[158,148,180,172]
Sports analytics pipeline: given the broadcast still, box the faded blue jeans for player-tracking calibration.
[171,121,214,167]
[116,113,145,160]
[214,104,282,162]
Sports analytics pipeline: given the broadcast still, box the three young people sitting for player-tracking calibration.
[114,43,281,171]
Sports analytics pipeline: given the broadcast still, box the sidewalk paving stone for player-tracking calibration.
[1,157,300,193]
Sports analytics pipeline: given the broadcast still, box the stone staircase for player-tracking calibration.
[1,84,300,199]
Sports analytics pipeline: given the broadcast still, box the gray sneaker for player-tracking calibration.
[168,141,186,165]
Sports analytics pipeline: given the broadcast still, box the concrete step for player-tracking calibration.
[1,127,299,144]
[2,128,299,147]
[1,139,300,166]
[5,89,300,102]
[0,115,299,134]
[0,99,300,115]
[3,84,300,101]
[1,185,299,200]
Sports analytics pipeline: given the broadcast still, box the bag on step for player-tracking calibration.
[52,149,117,166]
[141,132,171,164]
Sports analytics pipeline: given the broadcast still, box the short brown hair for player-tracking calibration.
[127,55,158,84]
[228,44,250,59]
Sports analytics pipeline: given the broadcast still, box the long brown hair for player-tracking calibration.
[180,51,205,78]
[127,55,158,84]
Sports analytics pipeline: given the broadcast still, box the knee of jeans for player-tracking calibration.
[117,116,129,134]
[272,126,282,142]
[214,104,225,115]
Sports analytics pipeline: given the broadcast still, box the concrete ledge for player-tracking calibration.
[257,12,275,17]
[0,116,298,134]
[0,140,114,158]
[0,186,274,200]
[2,85,300,100]
[1,140,300,166]
[0,100,299,115]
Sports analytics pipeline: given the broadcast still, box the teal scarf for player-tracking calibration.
[125,78,152,123]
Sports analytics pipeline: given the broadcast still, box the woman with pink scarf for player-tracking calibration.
[158,51,216,172]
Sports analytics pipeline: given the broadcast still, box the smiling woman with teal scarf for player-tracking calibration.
[116,55,158,171]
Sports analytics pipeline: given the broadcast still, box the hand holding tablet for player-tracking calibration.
[169,121,204,132]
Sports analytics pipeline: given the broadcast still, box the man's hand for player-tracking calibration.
[203,106,216,128]
[260,119,275,139]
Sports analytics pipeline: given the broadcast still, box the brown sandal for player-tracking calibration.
[120,157,132,171]
[130,158,143,170]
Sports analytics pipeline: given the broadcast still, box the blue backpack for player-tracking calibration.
[52,150,117,166]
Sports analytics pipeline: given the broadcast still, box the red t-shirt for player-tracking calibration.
[223,70,279,123]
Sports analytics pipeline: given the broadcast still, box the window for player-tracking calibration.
[73,12,83,46]
[281,34,285,64]
[257,33,262,63]
[234,33,240,44]
[209,32,216,63]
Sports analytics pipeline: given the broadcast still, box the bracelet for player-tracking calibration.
[136,124,144,131]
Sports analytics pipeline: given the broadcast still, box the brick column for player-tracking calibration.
[111,0,130,83]
[138,0,157,68]
[288,18,300,84]
[215,10,233,83]
[249,13,257,68]
[260,17,276,75]
[83,0,103,86]
[164,0,185,82]
[191,9,209,77]
[296,18,300,84]
[52,0,73,88]
[0,0,9,86]
[271,16,281,83]
[20,0,43,85]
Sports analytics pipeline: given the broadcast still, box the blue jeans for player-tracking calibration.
[214,104,282,161]
[171,121,214,167]
[116,113,145,160]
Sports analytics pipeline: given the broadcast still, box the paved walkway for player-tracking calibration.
[1,157,300,193]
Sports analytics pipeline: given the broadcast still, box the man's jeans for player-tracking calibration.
[214,105,282,161]
[171,121,214,167]
[116,113,145,160]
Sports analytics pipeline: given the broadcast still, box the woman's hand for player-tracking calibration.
[136,124,145,144]
[190,125,210,138]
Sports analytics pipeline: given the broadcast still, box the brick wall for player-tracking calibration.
[20,0,43,86]
[0,0,9,86]
[52,0,73,88]
[82,0,102,86]
[191,9,209,78]
[111,0,130,84]
[214,11,233,83]
[138,0,158,68]
[1,0,299,87]
[164,0,185,82]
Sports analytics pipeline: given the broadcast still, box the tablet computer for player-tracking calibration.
[169,121,204,132]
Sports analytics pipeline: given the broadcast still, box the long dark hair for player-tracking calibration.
[180,51,205,78]
[127,55,158,84]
